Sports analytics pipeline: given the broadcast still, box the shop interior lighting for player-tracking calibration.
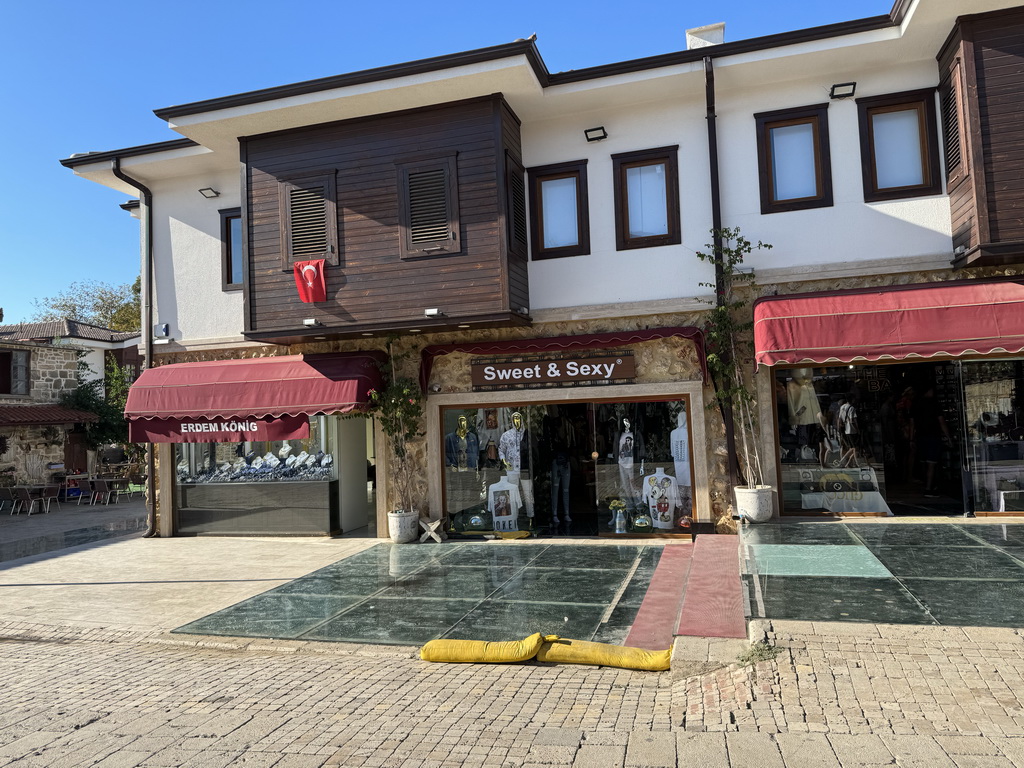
[829,82,856,99]
[584,126,608,142]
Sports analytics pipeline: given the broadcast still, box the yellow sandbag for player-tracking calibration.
[536,638,671,671]
[420,632,553,663]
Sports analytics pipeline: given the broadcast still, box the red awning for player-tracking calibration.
[0,405,98,427]
[124,352,385,443]
[754,278,1024,367]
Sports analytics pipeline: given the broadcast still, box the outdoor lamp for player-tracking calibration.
[829,82,857,99]
[198,187,220,198]
[584,126,608,142]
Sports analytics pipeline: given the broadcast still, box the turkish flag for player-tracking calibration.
[293,259,327,303]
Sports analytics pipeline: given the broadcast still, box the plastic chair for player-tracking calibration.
[0,487,14,515]
[76,479,95,506]
[92,479,111,505]
[41,485,61,513]
[13,487,40,516]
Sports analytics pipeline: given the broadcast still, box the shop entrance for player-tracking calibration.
[442,398,695,537]
[775,359,1024,517]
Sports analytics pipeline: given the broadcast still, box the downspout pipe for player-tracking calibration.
[704,55,741,490]
[111,158,158,538]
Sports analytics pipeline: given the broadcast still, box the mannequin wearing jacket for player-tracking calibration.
[445,415,479,514]
[498,411,534,518]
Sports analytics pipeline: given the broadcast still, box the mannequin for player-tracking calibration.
[498,411,534,518]
[487,474,523,532]
[445,415,480,471]
[787,369,827,462]
[616,417,646,504]
[642,467,682,530]
[670,410,692,487]
[445,415,480,515]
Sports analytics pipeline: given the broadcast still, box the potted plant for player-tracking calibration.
[360,337,425,543]
[697,228,775,523]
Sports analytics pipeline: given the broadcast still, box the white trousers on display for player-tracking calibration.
[506,471,534,518]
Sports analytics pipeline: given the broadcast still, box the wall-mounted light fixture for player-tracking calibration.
[829,82,856,100]
[423,308,445,318]
[198,187,220,198]
[155,323,170,338]
[584,126,608,142]
[302,318,322,327]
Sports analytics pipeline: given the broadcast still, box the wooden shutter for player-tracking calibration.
[940,62,967,187]
[11,350,29,396]
[279,173,338,269]
[396,153,460,259]
[506,153,528,257]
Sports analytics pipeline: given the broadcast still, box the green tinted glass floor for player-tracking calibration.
[742,522,1024,627]
[174,543,661,645]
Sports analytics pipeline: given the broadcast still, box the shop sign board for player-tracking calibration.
[128,414,310,444]
[471,352,635,390]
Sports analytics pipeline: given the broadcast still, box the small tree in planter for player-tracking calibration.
[359,337,425,542]
[696,227,774,522]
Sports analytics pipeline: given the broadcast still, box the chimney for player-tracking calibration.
[686,22,726,50]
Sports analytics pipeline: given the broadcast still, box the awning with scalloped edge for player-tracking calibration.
[753,278,1024,367]
[124,351,385,443]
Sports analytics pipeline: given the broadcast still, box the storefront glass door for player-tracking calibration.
[441,398,694,536]
[962,360,1024,515]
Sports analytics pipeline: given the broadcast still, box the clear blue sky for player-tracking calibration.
[0,0,888,324]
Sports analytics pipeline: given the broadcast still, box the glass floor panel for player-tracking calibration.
[174,543,661,645]
[743,522,1024,627]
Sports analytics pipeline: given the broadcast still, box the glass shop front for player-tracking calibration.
[174,415,376,535]
[774,359,1024,517]
[441,397,695,537]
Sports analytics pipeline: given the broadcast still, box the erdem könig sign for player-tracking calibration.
[471,353,635,390]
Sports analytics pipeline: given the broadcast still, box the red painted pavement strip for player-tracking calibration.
[623,544,692,650]
[675,535,746,639]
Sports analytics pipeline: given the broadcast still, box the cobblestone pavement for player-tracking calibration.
[2,619,1024,767]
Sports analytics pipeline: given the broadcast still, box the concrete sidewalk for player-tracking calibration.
[1,536,1023,766]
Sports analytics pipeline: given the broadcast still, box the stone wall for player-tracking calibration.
[0,343,86,485]
[0,342,81,406]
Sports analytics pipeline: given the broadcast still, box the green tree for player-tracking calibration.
[32,277,141,332]
[58,352,133,449]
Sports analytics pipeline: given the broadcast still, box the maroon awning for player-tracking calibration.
[753,278,1024,367]
[419,327,706,390]
[125,351,385,443]
[0,405,98,427]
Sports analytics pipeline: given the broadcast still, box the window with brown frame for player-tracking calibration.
[396,152,461,260]
[528,159,590,259]
[857,89,942,203]
[611,146,680,251]
[278,172,338,270]
[220,207,243,291]
[755,104,832,214]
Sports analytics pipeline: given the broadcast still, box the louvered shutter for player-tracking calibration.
[408,168,450,244]
[940,64,966,185]
[279,173,338,269]
[396,153,460,259]
[506,153,528,257]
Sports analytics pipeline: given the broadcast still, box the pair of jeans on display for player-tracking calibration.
[550,459,571,522]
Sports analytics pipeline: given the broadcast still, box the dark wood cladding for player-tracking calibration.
[243,95,529,339]
[941,8,1024,268]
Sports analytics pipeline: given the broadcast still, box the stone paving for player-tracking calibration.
[1,618,1024,766]
[2,533,1024,766]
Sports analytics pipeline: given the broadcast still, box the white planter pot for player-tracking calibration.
[387,509,419,544]
[734,485,774,523]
